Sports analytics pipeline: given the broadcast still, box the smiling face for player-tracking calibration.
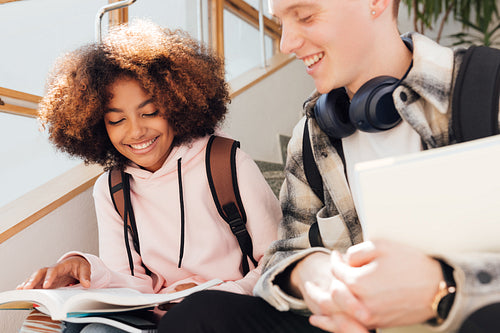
[270,0,377,94]
[104,77,175,172]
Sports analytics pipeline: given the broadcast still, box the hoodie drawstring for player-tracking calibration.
[177,157,185,268]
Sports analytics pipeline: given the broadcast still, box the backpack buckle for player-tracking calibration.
[223,202,246,235]
[228,217,246,235]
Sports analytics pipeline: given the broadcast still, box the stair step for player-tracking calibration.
[255,160,284,198]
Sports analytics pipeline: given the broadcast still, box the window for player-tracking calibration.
[213,0,282,80]
[126,0,201,38]
[0,0,109,205]
[0,113,81,207]
[0,0,108,96]
[104,0,283,80]
[224,8,274,79]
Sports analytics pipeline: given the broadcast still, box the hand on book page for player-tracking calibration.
[17,256,91,290]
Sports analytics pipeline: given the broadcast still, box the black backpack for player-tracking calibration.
[304,45,500,247]
[108,135,258,276]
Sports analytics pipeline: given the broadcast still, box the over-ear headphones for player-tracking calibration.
[314,37,413,140]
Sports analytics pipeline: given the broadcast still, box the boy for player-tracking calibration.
[159,1,500,332]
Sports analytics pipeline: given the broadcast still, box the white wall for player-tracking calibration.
[0,188,99,333]
[224,59,315,163]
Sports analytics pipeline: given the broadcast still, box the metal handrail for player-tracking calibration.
[95,0,137,42]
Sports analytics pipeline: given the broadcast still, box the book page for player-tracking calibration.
[65,279,223,316]
[65,311,158,333]
[0,278,223,320]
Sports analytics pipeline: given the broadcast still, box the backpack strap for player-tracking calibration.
[302,119,325,247]
[303,118,325,204]
[452,45,500,142]
[109,169,145,276]
[303,118,348,247]
[206,135,257,275]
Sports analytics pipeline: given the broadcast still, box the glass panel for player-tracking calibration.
[0,0,108,96]
[0,113,82,207]
[240,0,272,19]
[224,9,273,80]
[127,0,202,41]
[0,0,105,207]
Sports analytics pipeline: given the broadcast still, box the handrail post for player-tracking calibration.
[197,0,204,42]
[95,0,137,42]
[258,0,266,68]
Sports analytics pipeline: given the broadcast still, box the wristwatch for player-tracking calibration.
[429,260,456,325]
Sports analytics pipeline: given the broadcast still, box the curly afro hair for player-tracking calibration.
[39,19,230,170]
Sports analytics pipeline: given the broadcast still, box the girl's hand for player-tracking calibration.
[17,256,91,289]
[157,283,199,311]
[172,282,198,292]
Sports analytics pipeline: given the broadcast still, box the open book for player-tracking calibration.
[0,279,222,332]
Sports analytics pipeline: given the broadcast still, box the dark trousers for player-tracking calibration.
[459,303,500,333]
[158,290,327,333]
[159,291,500,333]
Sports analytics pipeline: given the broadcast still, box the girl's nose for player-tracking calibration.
[129,119,147,139]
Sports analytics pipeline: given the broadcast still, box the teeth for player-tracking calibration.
[304,52,324,67]
[130,137,157,150]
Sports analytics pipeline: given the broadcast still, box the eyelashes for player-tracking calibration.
[107,118,124,125]
[106,110,160,126]
[298,15,313,23]
[144,110,160,118]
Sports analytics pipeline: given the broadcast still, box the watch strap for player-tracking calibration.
[429,260,456,325]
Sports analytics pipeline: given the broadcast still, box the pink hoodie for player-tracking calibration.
[62,135,281,295]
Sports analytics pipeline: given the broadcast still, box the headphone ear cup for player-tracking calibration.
[314,88,355,139]
[349,76,401,132]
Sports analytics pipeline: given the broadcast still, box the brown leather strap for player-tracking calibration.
[206,135,256,274]
[207,136,243,220]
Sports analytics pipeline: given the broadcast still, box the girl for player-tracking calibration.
[18,19,281,332]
